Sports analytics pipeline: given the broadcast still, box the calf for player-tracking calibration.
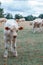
[33,22,41,33]
[4,19,23,58]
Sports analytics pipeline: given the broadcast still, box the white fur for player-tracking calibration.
[4,19,19,57]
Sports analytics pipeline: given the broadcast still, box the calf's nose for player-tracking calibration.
[13,36,17,38]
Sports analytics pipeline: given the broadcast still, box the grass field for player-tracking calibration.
[0,22,43,65]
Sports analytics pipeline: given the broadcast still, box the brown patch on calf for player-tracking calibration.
[34,22,41,28]
[41,23,43,26]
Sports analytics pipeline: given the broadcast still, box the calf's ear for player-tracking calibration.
[18,26,23,30]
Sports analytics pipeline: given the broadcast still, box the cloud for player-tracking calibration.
[0,0,43,17]
[27,0,43,16]
[0,0,13,3]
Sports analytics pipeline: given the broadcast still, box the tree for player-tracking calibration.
[15,14,23,19]
[38,14,43,19]
[0,2,4,18]
[6,13,13,19]
[25,15,33,21]
[0,2,1,6]
[24,15,37,21]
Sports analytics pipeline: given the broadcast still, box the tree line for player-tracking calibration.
[0,2,43,21]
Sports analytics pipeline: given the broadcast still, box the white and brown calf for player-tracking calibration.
[33,22,41,33]
[33,18,42,33]
[4,19,19,58]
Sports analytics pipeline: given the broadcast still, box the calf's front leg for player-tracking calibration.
[11,36,17,57]
[4,36,11,58]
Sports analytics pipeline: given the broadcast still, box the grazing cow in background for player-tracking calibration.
[0,18,7,23]
[33,18,42,33]
[41,19,43,30]
[19,18,25,22]
[33,22,41,33]
[4,19,23,58]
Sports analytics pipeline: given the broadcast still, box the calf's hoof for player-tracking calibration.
[13,51,18,57]
[3,51,8,58]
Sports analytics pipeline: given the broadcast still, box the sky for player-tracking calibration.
[0,0,43,17]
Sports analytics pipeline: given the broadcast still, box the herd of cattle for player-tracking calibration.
[0,18,43,58]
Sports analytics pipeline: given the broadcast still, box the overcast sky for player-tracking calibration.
[0,0,43,17]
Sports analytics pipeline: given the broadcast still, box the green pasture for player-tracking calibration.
[0,25,43,65]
